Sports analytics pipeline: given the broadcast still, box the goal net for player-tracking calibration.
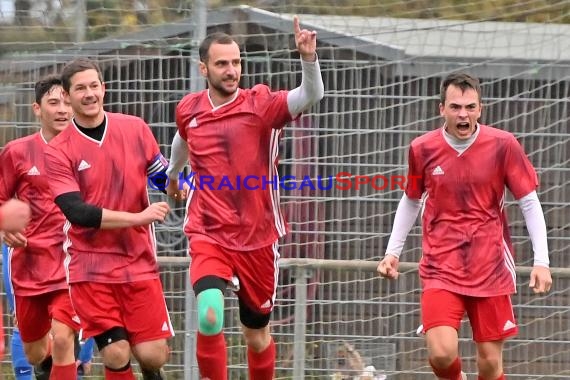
[0,1,568,378]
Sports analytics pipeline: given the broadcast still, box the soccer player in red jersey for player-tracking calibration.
[165,16,324,380]
[377,72,552,380]
[0,75,80,380]
[44,58,173,380]
[0,199,30,233]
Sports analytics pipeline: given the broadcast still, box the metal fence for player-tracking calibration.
[4,258,566,379]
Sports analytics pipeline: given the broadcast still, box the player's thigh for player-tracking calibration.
[421,288,466,332]
[14,294,51,343]
[118,279,174,346]
[47,289,81,333]
[189,240,233,286]
[466,294,518,342]
[233,242,279,315]
[69,282,124,339]
[421,289,465,358]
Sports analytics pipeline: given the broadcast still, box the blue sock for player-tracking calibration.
[12,329,33,380]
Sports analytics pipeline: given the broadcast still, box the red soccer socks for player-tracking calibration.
[49,363,76,380]
[247,337,275,380]
[430,356,463,380]
[196,332,227,380]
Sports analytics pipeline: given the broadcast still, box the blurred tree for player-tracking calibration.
[14,0,31,25]
[1,0,568,56]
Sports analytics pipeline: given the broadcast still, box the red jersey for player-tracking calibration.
[45,112,166,284]
[176,85,292,250]
[406,125,538,297]
[0,132,67,296]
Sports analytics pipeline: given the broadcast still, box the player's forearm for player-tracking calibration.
[55,192,146,229]
[166,131,189,180]
[385,194,422,258]
[100,209,146,229]
[518,191,549,267]
[287,57,325,116]
[55,192,103,228]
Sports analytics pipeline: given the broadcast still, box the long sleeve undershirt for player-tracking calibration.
[386,125,549,267]
[286,57,324,117]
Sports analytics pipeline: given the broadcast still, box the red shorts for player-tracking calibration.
[189,240,279,315]
[15,290,81,343]
[421,288,518,342]
[69,279,174,345]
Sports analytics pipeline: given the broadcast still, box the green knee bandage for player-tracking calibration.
[197,288,224,335]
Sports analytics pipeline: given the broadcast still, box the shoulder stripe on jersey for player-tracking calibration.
[62,220,73,284]
[5,246,16,313]
[145,190,158,259]
[268,129,286,237]
[420,192,428,219]
[183,176,195,229]
[498,193,517,288]
[503,239,516,287]
[270,241,280,308]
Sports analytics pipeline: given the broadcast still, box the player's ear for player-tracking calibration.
[199,61,207,77]
[439,102,445,116]
[32,102,41,117]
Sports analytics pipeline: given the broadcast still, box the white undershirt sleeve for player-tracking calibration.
[166,131,189,180]
[518,190,549,267]
[287,57,325,118]
[385,194,422,258]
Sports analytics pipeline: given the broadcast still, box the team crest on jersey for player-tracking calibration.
[188,118,198,128]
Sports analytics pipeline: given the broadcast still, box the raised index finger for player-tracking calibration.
[293,15,300,36]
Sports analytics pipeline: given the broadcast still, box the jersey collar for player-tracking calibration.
[208,88,240,112]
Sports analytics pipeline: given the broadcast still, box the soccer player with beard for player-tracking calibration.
[165,16,324,380]
[0,75,80,379]
[45,58,173,380]
[377,72,552,380]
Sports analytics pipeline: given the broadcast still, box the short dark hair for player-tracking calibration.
[199,32,237,63]
[440,72,481,104]
[34,74,62,104]
[61,57,104,92]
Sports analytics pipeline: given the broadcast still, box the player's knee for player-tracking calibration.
[197,288,224,335]
[429,353,456,370]
[242,327,271,352]
[94,327,131,368]
[50,332,74,358]
[23,344,49,366]
[477,355,501,375]
[137,353,168,371]
[101,341,131,369]
[133,341,170,369]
